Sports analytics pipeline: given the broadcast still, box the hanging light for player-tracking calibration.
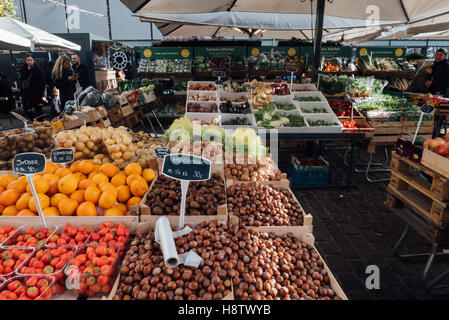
[232,27,244,34]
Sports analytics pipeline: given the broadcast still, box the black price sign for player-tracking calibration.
[13,153,46,175]
[155,147,171,160]
[213,71,226,78]
[285,66,297,73]
[162,154,211,181]
[421,105,435,114]
[51,148,74,164]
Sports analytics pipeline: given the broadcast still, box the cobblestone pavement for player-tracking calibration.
[283,144,449,300]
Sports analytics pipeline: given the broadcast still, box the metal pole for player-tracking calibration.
[106,0,113,41]
[63,0,70,34]
[312,0,325,83]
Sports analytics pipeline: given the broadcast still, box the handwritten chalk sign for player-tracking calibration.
[213,71,226,78]
[155,148,171,160]
[162,154,211,229]
[13,153,46,175]
[51,148,74,164]
[421,105,435,114]
[13,153,47,228]
[162,154,211,182]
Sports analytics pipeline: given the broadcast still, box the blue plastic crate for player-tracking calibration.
[287,158,329,187]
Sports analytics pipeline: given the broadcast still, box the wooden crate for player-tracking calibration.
[422,149,449,179]
[388,152,449,226]
[339,116,375,138]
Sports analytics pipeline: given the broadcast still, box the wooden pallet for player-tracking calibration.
[388,152,449,226]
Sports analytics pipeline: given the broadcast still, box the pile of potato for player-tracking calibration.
[248,80,272,110]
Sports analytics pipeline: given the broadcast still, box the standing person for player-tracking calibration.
[408,66,433,93]
[48,87,62,117]
[52,55,78,110]
[0,72,19,114]
[426,48,449,96]
[71,54,91,90]
[19,54,46,119]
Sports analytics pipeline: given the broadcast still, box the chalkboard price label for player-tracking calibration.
[13,153,46,175]
[51,148,74,164]
[162,154,211,181]
[155,148,171,160]
[421,105,435,114]
[285,66,297,73]
[213,71,226,78]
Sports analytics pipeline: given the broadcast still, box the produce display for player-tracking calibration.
[168,141,223,163]
[2,225,54,247]
[0,275,55,300]
[0,127,53,162]
[286,115,307,127]
[187,93,217,102]
[271,83,290,96]
[301,107,328,114]
[219,95,248,103]
[103,128,144,168]
[220,102,251,114]
[255,104,290,129]
[275,102,296,111]
[0,248,33,277]
[222,117,252,126]
[0,161,156,217]
[227,182,304,226]
[322,58,357,73]
[329,100,355,117]
[187,103,218,113]
[423,134,449,158]
[144,174,226,216]
[224,154,284,182]
[308,120,339,127]
[247,50,286,71]
[188,83,216,91]
[47,223,92,247]
[248,80,272,110]
[294,96,322,102]
[139,59,191,74]
[0,226,17,246]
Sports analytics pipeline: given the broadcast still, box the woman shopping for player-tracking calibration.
[51,55,78,110]
[19,54,45,119]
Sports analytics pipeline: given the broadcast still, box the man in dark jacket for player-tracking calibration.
[71,54,91,90]
[427,48,449,95]
[20,54,46,120]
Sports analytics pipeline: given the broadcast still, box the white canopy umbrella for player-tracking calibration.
[0,17,80,51]
[0,29,31,52]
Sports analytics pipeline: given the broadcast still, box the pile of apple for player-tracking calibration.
[423,133,449,158]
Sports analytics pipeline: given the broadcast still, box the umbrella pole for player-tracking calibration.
[9,50,16,86]
[312,0,326,83]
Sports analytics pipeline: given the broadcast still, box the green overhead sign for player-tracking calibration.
[139,47,192,60]
[194,46,246,58]
[356,47,406,58]
[301,46,353,58]
[249,46,299,57]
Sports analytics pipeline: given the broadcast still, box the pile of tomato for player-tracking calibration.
[0,276,54,300]
[48,224,93,247]
[329,100,354,117]
[5,226,54,247]
[0,248,33,277]
[89,222,130,252]
[0,226,17,246]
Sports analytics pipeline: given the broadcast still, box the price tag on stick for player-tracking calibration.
[155,148,171,160]
[13,153,47,227]
[412,105,435,144]
[162,154,212,229]
[51,148,74,166]
[285,66,297,90]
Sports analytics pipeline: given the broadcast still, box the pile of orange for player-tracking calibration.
[0,160,156,217]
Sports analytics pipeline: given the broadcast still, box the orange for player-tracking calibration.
[43,207,60,216]
[0,186,3,194]
[142,168,156,183]
[47,178,59,196]
[58,198,78,216]
[127,197,141,208]
[29,193,50,212]
[73,173,86,183]
[88,170,100,180]
[44,162,61,174]
[58,174,79,194]
[101,163,119,178]
[16,193,32,211]
[17,209,36,216]
[130,179,149,197]
[0,174,16,189]
[55,167,72,178]
[69,161,79,173]
[51,193,69,208]
[111,172,127,187]
[104,208,124,216]
[78,179,96,190]
[113,203,128,214]
[116,185,131,203]
[99,183,117,195]
[7,178,27,193]
[0,204,5,214]
[76,201,97,216]
[2,205,18,216]
[78,160,95,175]
[43,173,59,182]
[99,190,117,209]
[92,173,109,185]
[126,174,144,187]
[32,176,50,194]
[70,190,85,205]
[84,186,101,204]
[0,189,21,206]
[125,163,142,176]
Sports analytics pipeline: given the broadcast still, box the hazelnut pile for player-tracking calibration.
[113,222,235,300]
[145,174,226,216]
[0,128,53,161]
[113,222,342,300]
[232,229,341,300]
[224,153,284,182]
[227,182,304,226]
